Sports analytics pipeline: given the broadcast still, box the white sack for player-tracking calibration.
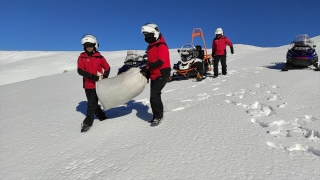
[96,68,148,110]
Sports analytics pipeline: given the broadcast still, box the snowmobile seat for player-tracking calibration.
[195,45,204,59]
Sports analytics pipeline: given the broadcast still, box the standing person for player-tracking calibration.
[211,28,234,78]
[77,34,111,133]
[140,22,171,124]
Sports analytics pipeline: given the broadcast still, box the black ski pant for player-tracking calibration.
[213,55,227,76]
[83,89,106,126]
[193,61,204,75]
[150,75,169,119]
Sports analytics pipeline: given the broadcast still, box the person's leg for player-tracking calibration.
[213,56,220,77]
[150,75,169,120]
[83,89,98,126]
[194,61,204,80]
[194,62,204,75]
[221,55,227,75]
[92,90,107,120]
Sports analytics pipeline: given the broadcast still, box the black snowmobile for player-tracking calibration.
[117,50,147,75]
[282,34,319,71]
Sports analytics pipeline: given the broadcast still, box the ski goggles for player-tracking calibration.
[83,43,95,48]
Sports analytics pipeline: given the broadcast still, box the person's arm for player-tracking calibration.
[212,39,216,56]
[146,44,168,70]
[101,57,111,78]
[77,57,100,81]
[225,38,234,54]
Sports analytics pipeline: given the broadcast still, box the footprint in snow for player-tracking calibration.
[255,84,263,88]
[226,92,236,97]
[239,89,248,94]
[225,100,242,106]
[164,89,176,93]
[277,102,288,108]
[180,99,193,102]
[266,91,278,94]
[228,70,239,74]
[251,118,269,127]
[246,102,274,117]
[171,107,185,111]
[197,93,210,101]
[212,87,219,91]
[266,142,320,156]
[267,95,279,101]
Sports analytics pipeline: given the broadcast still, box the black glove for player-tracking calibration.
[146,71,150,80]
[230,46,234,54]
[92,74,101,82]
[140,65,146,74]
[103,69,110,78]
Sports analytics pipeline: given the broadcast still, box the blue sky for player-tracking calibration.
[1,0,319,51]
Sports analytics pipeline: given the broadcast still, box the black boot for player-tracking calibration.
[148,115,155,123]
[150,113,163,124]
[196,73,203,81]
[96,114,108,121]
[150,117,164,124]
[81,123,91,133]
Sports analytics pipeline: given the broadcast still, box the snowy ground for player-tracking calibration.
[0,36,319,179]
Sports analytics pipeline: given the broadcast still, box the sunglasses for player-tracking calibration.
[84,44,95,48]
[143,32,155,38]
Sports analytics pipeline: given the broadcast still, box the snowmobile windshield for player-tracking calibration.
[125,50,140,62]
[179,43,197,62]
[291,34,314,47]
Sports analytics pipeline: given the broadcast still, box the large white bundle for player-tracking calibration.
[96,68,147,110]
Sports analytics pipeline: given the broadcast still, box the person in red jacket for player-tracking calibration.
[77,34,110,133]
[212,28,234,78]
[141,22,171,124]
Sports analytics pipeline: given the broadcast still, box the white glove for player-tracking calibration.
[97,71,103,81]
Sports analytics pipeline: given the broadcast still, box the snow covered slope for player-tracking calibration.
[0,37,319,179]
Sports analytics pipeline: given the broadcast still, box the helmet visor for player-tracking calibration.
[83,43,95,48]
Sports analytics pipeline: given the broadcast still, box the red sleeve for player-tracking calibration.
[101,57,110,72]
[77,56,85,70]
[225,37,233,47]
[157,44,169,63]
[212,40,215,54]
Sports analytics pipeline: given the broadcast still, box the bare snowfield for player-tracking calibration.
[0,36,319,179]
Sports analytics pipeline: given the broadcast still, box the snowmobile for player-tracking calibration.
[117,50,147,75]
[282,34,319,71]
[169,28,212,82]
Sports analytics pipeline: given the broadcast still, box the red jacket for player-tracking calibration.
[212,36,233,55]
[77,51,110,89]
[146,36,171,80]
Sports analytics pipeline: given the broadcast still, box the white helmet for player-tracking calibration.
[125,50,139,62]
[141,22,160,43]
[215,28,223,35]
[81,34,99,48]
